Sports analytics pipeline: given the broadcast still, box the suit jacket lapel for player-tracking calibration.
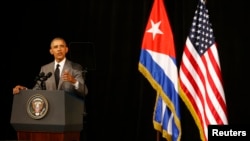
[43,62,57,90]
[58,60,71,89]
[49,62,57,90]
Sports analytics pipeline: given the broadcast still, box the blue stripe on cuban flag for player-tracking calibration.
[139,48,180,140]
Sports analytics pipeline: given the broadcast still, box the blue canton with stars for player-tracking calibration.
[189,1,215,55]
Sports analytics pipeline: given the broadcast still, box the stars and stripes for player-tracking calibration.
[179,0,228,141]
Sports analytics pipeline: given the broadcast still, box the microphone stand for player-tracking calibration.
[82,68,88,140]
[41,80,46,90]
[82,68,88,103]
[39,73,52,90]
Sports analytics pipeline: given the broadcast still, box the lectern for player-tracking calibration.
[10,90,84,141]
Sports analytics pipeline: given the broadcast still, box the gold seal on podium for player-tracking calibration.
[26,94,49,120]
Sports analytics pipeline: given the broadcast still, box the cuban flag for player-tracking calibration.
[138,0,181,141]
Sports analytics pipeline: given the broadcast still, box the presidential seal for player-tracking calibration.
[26,94,48,119]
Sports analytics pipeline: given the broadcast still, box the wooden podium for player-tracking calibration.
[10,90,84,141]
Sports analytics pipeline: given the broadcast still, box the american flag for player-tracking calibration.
[138,0,181,141]
[179,0,228,141]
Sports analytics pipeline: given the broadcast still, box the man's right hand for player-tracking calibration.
[13,85,27,95]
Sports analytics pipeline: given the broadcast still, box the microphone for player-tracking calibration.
[40,72,52,81]
[44,72,52,80]
[34,72,45,82]
[40,72,52,90]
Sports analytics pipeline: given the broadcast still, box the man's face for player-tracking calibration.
[50,39,68,62]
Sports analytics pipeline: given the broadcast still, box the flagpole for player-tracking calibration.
[156,131,160,141]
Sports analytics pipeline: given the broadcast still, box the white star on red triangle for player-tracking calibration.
[146,20,163,40]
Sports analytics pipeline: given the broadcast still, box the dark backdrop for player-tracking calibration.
[1,0,249,141]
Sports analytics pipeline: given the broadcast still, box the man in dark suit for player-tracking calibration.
[13,37,88,98]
